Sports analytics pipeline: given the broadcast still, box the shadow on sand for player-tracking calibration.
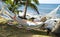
[0,24,52,37]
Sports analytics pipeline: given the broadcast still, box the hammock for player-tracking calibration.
[0,1,60,29]
[0,5,44,29]
[46,6,60,19]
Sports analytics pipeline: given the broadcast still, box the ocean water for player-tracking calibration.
[37,4,60,17]
[18,4,60,17]
[37,4,60,14]
[1,3,59,15]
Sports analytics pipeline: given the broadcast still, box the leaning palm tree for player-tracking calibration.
[2,0,40,19]
[21,0,40,18]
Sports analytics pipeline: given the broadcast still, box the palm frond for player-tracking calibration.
[20,2,40,14]
[33,0,39,5]
[29,3,40,14]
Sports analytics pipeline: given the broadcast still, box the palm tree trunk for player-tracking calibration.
[36,10,40,14]
[23,0,28,19]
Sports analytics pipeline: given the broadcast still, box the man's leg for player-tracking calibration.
[47,28,51,35]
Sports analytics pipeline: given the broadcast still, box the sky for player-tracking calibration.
[39,0,60,4]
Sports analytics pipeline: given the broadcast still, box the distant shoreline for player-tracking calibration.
[40,3,60,5]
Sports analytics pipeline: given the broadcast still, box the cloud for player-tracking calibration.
[39,0,60,4]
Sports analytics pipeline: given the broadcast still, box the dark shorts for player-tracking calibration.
[46,28,51,32]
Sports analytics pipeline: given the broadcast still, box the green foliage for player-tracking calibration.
[3,0,19,13]
[4,0,14,5]
[33,0,39,5]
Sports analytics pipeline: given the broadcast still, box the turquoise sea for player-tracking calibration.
[37,4,60,13]
[18,4,60,17]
